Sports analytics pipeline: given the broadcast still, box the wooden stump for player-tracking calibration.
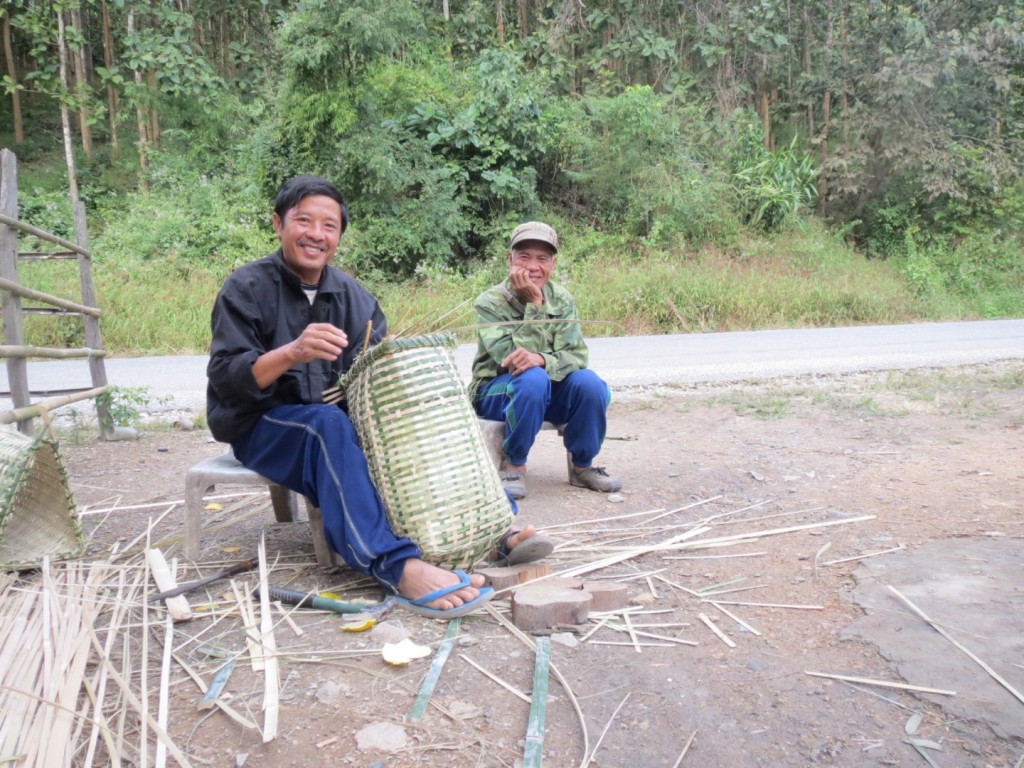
[511,584,592,631]
[581,581,629,612]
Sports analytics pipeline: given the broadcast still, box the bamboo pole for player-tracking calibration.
[522,637,551,768]
[0,212,90,257]
[0,344,105,358]
[0,385,108,424]
[0,277,101,315]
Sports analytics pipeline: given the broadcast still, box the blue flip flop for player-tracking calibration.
[394,569,495,619]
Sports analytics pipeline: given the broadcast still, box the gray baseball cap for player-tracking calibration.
[510,221,558,253]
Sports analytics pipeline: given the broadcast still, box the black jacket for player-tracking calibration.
[206,249,388,443]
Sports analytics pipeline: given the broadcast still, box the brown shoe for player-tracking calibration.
[570,466,622,493]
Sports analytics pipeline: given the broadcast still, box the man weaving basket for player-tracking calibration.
[206,175,551,618]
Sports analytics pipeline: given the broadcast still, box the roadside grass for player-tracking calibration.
[5,201,1020,355]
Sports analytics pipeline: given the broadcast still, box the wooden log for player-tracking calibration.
[512,584,592,631]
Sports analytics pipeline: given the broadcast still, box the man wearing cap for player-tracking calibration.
[469,221,622,499]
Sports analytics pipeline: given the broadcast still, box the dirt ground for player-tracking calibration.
[58,361,1024,768]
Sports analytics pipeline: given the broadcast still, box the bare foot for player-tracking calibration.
[397,558,486,611]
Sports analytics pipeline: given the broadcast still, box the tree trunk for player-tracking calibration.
[1,15,23,144]
[518,0,529,39]
[803,2,814,138]
[817,90,830,215]
[496,0,506,45]
[147,69,160,148]
[69,7,93,160]
[56,9,82,205]
[100,0,119,156]
[127,10,150,191]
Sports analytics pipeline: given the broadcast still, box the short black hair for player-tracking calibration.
[274,175,349,232]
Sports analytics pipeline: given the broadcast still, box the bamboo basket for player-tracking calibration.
[0,427,83,569]
[334,333,512,569]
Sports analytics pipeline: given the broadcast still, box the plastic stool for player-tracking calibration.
[477,419,572,480]
[183,450,339,566]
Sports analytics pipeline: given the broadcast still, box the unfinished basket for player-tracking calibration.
[0,427,83,569]
[334,333,512,570]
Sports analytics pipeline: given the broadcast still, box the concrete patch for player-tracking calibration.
[843,537,1024,739]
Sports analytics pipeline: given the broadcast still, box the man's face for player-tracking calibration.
[273,195,344,284]
[509,241,557,290]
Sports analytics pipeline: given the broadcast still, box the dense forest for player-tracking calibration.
[1,0,1022,351]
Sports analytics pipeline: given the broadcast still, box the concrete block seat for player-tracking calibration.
[476,419,572,480]
[184,449,339,566]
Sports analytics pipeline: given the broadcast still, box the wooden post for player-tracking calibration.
[72,201,113,437]
[0,150,31,434]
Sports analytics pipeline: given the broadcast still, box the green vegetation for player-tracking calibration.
[1,0,1021,355]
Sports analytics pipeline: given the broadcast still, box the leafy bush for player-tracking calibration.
[554,86,737,247]
[731,128,818,231]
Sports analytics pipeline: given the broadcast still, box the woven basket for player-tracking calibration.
[0,427,83,570]
[336,333,512,570]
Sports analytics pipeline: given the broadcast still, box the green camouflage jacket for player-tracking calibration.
[468,278,589,399]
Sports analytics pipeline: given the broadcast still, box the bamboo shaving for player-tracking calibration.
[460,653,531,703]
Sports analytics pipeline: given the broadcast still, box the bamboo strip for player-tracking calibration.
[698,613,736,648]
[702,599,823,610]
[155,615,173,768]
[459,653,531,704]
[671,731,698,768]
[408,618,462,722]
[171,652,257,730]
[588,641,675,648]
[708,602,762,636]
[805,671,956,696]
[585,693,631,767]
[231,580,263,672]
[887,586,1024,707]
[522,638,551,768]
[84,621,195,766]
[662,551,768,560]
[822,545,905,566]
[605,627,698,647]
[622,611,642,654]
[258,538,280,743]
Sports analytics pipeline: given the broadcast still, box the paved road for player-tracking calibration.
[2,319,1023,415]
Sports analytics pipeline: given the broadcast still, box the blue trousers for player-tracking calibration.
[232,403,420,593]
[473,367,610,468]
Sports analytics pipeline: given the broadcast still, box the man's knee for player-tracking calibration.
[512,367,551,403]
[565,369,610,405]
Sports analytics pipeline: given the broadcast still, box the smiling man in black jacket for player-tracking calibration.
[205,175,512,617]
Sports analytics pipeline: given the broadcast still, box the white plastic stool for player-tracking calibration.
[183,450,339,566]
[477,419,572,480]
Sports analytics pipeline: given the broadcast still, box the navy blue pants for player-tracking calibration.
[232,403,420,593]
[473,367,611,468]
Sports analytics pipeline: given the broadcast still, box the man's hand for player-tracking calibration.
[501,348,545,376]
[288,323,348,363]
[509,266,544,305]
[252,323,348,389]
